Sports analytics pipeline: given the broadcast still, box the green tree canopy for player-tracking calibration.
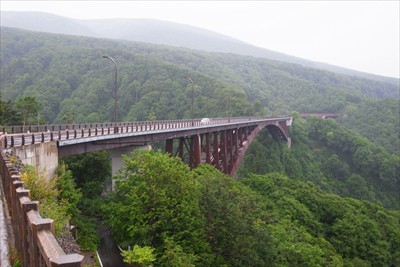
[15,96,42,127]
[102,150,212,266]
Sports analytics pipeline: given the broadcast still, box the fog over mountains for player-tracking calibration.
[1,11,398,85]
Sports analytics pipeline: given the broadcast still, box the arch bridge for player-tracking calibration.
[1,116,292,177]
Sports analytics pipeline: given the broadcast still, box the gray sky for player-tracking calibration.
[1,1,399,78]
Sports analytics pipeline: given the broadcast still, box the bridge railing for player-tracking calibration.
[1,116,289,149]
[0,150,83,266]
[1,119,202,134]
[0,116,268,134]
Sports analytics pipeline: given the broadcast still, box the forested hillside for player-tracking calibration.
[238,115,400,210]
[1,27,399,155]
[2,11,398,85]
[100,150,400,266]
[338,99,400,156]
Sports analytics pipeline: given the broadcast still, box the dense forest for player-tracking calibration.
[1,26,399,266]
[103,149,400,266]
[338,99,400,156]
[1,27,399,155]
[238,115,399,210]
[2,11,398,86]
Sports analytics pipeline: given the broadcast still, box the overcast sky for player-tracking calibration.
[1,1,399,78]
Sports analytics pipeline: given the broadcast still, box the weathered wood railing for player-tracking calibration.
[0,150,83,266]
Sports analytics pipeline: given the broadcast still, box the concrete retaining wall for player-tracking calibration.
[11,142,58,181]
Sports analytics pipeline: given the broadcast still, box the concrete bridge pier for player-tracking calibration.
[107,145,151,191]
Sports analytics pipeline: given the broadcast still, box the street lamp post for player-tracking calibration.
[188,76,195,126]
[103,55,118,132]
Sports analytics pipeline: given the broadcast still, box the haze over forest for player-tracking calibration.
[1,11,399,85]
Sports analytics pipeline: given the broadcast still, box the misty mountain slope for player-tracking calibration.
[80,18,246,49]
[0,27,397,110]
[0,11,303,63]
[0,11,98,37]
[1,11,398,85]
[146,47,399,102]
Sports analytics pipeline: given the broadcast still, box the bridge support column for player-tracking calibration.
[220,130,228,174]
[165,138,185,159]
[233,129,239,158]
[165,139,173,156]
[205,133,211,164]
[212,132,219,169]
[238,127,243,145]
[189,135,201,168]
[227,130,232,171]
[108,145,151,191]
[178,138,184,159]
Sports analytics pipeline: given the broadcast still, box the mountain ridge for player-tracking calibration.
[1,10,398,85]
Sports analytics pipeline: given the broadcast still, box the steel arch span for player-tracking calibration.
[165,119,291,176]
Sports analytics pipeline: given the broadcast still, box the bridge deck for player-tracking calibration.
[1,116,291,151]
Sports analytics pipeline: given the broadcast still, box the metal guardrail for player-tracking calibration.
[1,118,213,134]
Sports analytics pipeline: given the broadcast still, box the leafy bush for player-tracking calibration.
[71,214,99,251]
[20,165,70,237]
[20,165,59,201]
[121,245,156,266]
